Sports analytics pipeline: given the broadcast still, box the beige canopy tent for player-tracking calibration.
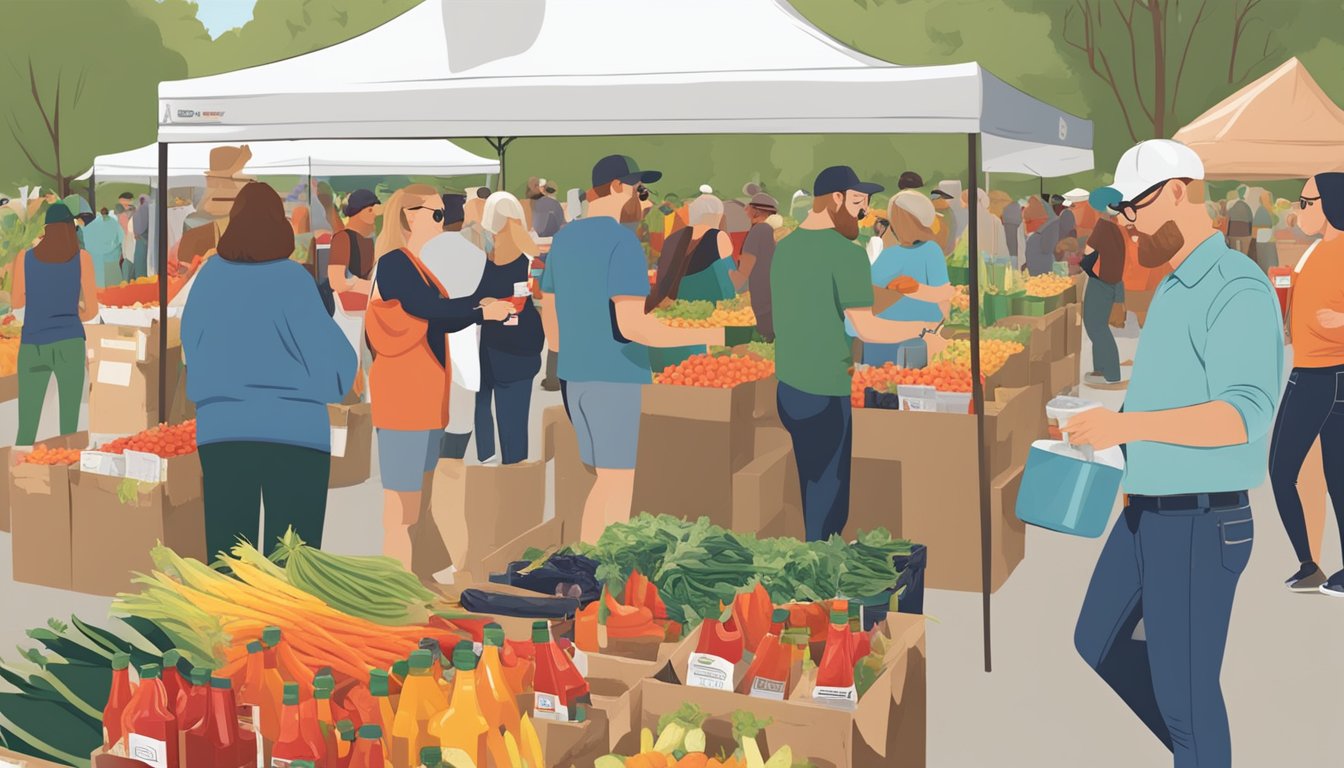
[1174,57,1344,180]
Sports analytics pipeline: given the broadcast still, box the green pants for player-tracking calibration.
[198,441,331,560]
[16,338,86,446]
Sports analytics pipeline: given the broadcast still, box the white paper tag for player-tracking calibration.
[98,338,138,353]
[533,691,568,721]
[80,451,126,477]
[812,684,859,706]
[1273,275,1292,288]
[571,647,590,678]
[747,675,787,700]
[686,652,735,691]
[124,450,163,483]
[330,426,349,458]
[96,360,135,387]
[127,733,169,768]
[136,330,148,361]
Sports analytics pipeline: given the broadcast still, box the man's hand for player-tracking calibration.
[1066,407,1132,451]
[1317,308,1344,329]
[480,301,513,322]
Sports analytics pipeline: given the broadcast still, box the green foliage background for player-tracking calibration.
[3,0,1343,202]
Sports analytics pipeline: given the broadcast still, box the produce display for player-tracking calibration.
[851,361,980,407]
[600,705,798,768]
[931,339,1025,376]
[654,352,774,389]
[99,420,198,458]
[979,324,1032,345]
[97,270,192,308]
[949,285,971,311]
[19,444,82,465]
[0,336,16,377]
[1024,272,1072,297]
[654,295,757,328]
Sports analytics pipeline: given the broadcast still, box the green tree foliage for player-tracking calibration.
[0,0,186,195]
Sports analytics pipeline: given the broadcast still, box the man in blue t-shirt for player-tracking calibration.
[540,155,725,543]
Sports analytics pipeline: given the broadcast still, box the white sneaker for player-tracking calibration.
[432,565,457,585]
[480,454,500,466]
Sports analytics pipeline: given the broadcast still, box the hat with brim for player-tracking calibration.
[343,188,380,218]
[592,155,662,188]
[930,189,954,201]
[44,203,75,225]
[812,165,883,197]
[1089,187,1124,214]
[747,192,779,212]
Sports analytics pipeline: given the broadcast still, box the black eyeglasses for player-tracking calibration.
[1300,195,1320,210]
[1112,179,1174,223]
[873,218,891,237]
[407,205,445,223]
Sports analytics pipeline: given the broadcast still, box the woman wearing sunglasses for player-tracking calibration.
[366,184,514,570]
[1269,172,1344,596]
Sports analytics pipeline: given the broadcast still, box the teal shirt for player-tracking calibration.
[1122,234,1284,495]
[845,240,947,337]
[81,214,125,286]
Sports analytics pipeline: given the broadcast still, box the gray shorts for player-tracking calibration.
[562,381,642,470]
[376,428,441,491]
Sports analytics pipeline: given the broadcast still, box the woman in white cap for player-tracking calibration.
[846,190,955,366]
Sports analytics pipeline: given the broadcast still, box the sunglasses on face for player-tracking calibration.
[407,205,446,223]
[636,185,651,202]
[1300,195,1320,210]
[1112,179,1173,223]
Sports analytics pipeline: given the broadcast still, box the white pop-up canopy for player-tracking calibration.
[157,0,1093,176]
[79,139,499,185]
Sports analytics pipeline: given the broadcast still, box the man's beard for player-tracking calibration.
[833,203,860,240]
[1137,220,1185,268]
[619,195,643,224]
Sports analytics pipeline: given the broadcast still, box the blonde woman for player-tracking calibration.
[648,188,749,308]
[365,184,513,568]
[473,192,546,465]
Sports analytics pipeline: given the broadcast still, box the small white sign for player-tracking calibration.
[96,361,135,387]
[80,451,126,477]
[123,450,164,484]
[330,426,349,459]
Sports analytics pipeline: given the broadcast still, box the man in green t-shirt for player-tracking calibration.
[772,166,945,541]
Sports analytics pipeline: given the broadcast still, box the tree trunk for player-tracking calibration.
[1151,0,1167,137]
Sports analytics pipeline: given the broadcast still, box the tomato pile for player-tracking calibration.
[655,353,774,389]
[20,445,81,465]
[101,420,198,458]
[851,361,982,407]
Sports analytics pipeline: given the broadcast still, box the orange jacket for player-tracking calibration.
[366,254,452,431]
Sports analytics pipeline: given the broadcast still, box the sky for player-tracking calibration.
[191,0,258,38]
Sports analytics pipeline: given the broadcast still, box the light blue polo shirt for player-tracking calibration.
[1122,233,1284,495]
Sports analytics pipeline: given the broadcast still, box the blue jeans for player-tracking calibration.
[1074,499,1253,768]
[777,381,852,541]
[475,367,534,464]
[1084,277,1123,381]
[1268,365,1344,565]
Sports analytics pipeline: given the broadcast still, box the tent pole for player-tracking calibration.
[89,171,96,212]
[965,132,992,674]
[157,142,169,423]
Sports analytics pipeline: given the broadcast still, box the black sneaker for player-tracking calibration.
[1320,570,1344,598]
[1287,563,1327,592]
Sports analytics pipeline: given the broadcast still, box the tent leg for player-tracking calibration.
[487,137,515,192]
[157,142,169,424]
[965,133,992,674]
[89,171,96,212]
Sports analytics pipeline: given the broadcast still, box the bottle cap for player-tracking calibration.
[188,669,209,686]
[830,609,847,625]
[483,623,505,647]
[314,672,334,690]
[336,720,355,741]
[771,608,789,625]
[392,660,409,679]
[369,669,390,697]
[262,627,282,647]
[531,620,550,643]
[111,652,131,671]
[282,681,299,705]
[314,685,332,700]
[291,762,314,768]
[453,646,478,671]
[210,676,232,690]
[420,746,443,767]
[408,649,433,671]
[139,664,161,680]
[246,641,264,654]
[357,724,383,740]
[162,649,181,667]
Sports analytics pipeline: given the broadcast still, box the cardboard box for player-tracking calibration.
[527,703,611,768]
[3,432,90,534]
[68,451,205,595]
[327,403,373,488]
[1065,302,1083,358]
[4,747,72,768]
[544,406,596,536]
[1051,353,1079,396]
[423,459,546,582]
[996,307,1067,363]
[753,376,779,423]
[0,373,16,402]
[582,638,695,753]
[632,383,757,530]
[10,462,79,589]
[0,446,10,532]
[732,443,792,535]
[644,614,927,768]
[87,340,183,436]
[992,465,1027,583]
[984,346,1031,392]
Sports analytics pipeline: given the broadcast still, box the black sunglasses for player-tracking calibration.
[873,218,891,237]
[1112,179,1175,223]
[407,205,445,223]
[1300,195,1320,210]
[636,185,651,202]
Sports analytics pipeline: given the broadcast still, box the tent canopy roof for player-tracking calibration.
[158,0,1092,177]
[1173,58,1344,180]
[78,139,500,185]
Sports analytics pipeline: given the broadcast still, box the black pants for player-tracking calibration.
[474,353,535,465]
[199,441,331,560]
[777,381,852,541]
[1268,365,1344,565]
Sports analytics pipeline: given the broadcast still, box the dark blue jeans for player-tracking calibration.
[777,381,852,541]
[1268,365,1344,565]
[475,354,535,465]
[1075,499,1253,768]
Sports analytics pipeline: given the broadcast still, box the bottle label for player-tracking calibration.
[812,684,858,706]
[685,653,734,691]
[533,691,568,721]
[747,675,787,700]
[269,759,294,768]
[127,734,169,768]
[102,728,127,758]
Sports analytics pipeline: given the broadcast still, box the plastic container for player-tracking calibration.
[1046,396,1101,459]
[1016,440,1125,538]
[935,391,972,414]
[896,384,937,412]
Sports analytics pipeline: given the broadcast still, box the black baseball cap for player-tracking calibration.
[813,165,883,197]
[441,193,466,226]
[591,155,662,188]
[343,188,380,217]
[930,189,954,200]
[898,171,924,190]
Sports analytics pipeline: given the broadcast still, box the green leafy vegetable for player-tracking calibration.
[731,710,773,741]
[657,702,709,734]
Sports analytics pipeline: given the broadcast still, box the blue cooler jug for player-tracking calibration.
[1016,440,1125,538]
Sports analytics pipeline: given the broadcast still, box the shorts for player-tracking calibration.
[561,380,642,470]
[376,428,441,492]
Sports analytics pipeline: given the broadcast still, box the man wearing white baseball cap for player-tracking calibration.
[1066,139,1284,767]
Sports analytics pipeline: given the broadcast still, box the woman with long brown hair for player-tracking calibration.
[11,203,99,446]
[366,184,512,569]
[182,182,357,559]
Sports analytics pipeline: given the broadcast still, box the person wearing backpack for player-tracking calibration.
[324,188,379,313]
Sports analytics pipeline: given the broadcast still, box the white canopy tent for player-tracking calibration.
[78,139,500,186]
[153,0,1096,672]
